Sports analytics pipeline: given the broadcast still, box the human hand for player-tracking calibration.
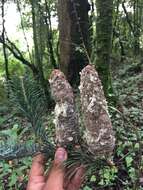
[27,148,84,190]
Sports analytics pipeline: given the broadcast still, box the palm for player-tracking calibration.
[27,151,84,190]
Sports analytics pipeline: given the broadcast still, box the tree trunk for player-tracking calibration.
[44,0,57,69]
[96,0,113,97]
[133,0,142,56]
[31,0,51,103]
[1,0,10,82]
[31,0,44,72]
[58,0,90,86]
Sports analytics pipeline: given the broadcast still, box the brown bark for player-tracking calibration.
[49,70,79,147]
[58,0,90,86]
[79,65,115,157]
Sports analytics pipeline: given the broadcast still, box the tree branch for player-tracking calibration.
[0,36,38,75]
[44,0,57,69]
[122,1,134,34]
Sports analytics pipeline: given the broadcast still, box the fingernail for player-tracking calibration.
[55,148,67,161]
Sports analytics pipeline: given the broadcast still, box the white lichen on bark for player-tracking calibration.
[49,70,79,146]
[79,65,115,157]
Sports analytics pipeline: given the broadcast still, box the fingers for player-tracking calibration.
[44,148,67,190]
[27,154,46,190]
[27,148,84,190]
[67,166,85,190]
[29,154,46,180]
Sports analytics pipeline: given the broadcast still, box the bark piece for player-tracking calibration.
[49,70,79,147]
[79,65,115,157]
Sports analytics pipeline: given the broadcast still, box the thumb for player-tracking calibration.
[54,147,68,166]
[44,148,67,190]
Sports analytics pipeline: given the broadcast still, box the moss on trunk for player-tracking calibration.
[96,0,113,97]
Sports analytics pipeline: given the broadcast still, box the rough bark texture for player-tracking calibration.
[49,70,79,147]
[58,0,90,86]
[79,65,115,157]
[96,0,113,96]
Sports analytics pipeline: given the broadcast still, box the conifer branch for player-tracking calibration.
[0,143,54,161]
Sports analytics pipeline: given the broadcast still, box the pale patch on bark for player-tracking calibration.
[79,65,115,157]
[49,70,79,146]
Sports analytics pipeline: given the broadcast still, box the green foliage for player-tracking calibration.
[81,61,143,189]
[0,51,25,78]
[98,166,118,186]
[0,80,7,103]
[0,0,143,189]
[0,124,21,144]
[0,123,32,189]
[9,75,49,142]
[0,75,54,162]
[0,157,32,189]
[83,186,92,190]
[8,55,25,76]
[110,61,143,189]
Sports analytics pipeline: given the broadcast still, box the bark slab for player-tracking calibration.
[49,70,79,147]
[79,65,115,157]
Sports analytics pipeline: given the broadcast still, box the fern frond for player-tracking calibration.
[9,75,49,143]
[0,122,55,161]
[65,147,114,179]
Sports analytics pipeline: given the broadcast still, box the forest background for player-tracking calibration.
[0,0,143,189]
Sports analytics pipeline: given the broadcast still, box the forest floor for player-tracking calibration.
[0,59,143,190]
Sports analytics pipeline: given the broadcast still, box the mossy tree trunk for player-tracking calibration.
[133,0,143,56]
[58,0,90,86]
[96,0,113,97]
[31,0,51,103]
